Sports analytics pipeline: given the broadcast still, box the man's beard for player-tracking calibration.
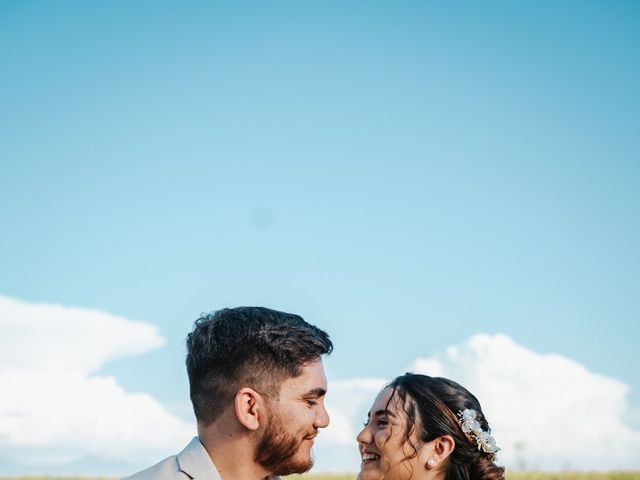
[254,412,314,475]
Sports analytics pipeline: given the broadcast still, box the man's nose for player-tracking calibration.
[315,403,330,428]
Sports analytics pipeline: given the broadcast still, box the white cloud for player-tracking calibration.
[313,334,640,472]
[0,295,194,471]
[0,295,165,374]
[411,334,640,470]
[313,377,386,472]
[323,378,387,444]
[3,298,638,474]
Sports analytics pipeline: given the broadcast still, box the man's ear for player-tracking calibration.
[234,387,263,431]
[422,435,456,470]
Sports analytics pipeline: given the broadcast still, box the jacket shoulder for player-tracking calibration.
[122,454,190,480]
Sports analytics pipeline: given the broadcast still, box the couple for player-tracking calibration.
[125,307,504,480]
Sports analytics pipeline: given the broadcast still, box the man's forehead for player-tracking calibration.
[279,359,327,395]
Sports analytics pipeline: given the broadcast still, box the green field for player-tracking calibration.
[2,473,640,480]
[287,474,640,480]
[287,475,640,480]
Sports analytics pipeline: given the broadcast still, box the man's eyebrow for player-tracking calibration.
[303,387,327,398]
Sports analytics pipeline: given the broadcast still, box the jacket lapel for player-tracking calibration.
[177,437,222,480]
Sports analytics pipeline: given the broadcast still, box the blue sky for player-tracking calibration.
[1,1,639,474]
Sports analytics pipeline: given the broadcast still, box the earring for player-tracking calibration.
[427,457,436,466]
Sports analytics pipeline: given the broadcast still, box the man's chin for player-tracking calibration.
[273,451,313,476]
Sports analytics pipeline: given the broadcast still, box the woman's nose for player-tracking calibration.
[356,425,372,444]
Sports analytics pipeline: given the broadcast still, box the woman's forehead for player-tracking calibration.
[370,386,404,413]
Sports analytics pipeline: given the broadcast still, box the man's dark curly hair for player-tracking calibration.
[186,306,333,425]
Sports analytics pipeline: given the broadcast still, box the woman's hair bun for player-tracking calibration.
[471,455,505,480]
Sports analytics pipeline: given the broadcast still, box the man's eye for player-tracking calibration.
[306,399,318,406]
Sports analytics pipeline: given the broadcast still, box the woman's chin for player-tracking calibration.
[357,463,381,480]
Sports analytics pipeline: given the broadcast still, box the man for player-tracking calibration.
[125,306,332,480]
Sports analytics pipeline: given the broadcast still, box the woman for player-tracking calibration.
[357,373,504,480]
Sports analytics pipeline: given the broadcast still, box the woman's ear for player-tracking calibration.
[234,387,263,431]
[422,435,456,470]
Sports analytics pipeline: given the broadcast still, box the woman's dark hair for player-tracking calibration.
[387,373,505,480]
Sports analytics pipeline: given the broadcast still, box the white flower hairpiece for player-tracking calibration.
[457,409,500,454]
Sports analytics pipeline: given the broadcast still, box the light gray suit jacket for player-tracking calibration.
[123,437,281,480]
[123,437,221,480]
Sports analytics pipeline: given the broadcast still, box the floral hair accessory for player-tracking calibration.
[457,409,500,454]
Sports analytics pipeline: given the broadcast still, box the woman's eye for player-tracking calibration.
[377,418,389,427]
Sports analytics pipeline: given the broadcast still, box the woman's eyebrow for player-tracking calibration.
[373,409,396,418]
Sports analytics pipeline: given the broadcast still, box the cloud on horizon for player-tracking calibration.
[2,295,638,473]
[313,334,640,472]
[412,334,640,470]
[0,295,194,473]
